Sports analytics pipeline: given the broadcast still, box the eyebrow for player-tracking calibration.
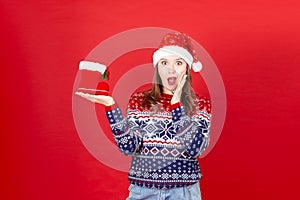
[160,58,184,61]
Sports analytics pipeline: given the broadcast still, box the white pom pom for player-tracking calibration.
[79,60,107,74]
[192,61,203,72]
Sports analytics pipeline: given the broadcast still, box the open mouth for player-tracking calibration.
[167,77,177,86]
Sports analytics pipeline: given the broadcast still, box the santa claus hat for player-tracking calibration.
[153,32,202,72]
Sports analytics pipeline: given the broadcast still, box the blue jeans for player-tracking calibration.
[126,182,202,200]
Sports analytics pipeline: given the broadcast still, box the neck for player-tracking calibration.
[162,87,174,95]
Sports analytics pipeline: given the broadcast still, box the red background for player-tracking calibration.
[1,1,299,199]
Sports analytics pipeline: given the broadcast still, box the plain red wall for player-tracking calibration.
[1,1,299,199]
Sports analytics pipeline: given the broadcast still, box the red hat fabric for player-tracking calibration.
[153,32,202,72]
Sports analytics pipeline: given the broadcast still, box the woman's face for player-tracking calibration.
[157,55,187,94]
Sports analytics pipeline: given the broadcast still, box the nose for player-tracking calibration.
[168,61,176,73]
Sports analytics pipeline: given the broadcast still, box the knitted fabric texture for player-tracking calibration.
[105,91,211,189]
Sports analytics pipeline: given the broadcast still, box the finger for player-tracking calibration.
[75,91,84,96]
[178,75,187,88]
[75,92,97,102]
[178,73,185,83]
[180,74,187,84]
[84,95,96,102]
[182,74,187,82]
[75,91,91,97]
[81,92,97,99]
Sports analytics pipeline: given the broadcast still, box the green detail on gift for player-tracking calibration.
[102,70,107,80]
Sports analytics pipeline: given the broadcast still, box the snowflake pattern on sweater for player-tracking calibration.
[105,91,211,189]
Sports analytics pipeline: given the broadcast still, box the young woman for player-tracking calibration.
[76,32,212,200]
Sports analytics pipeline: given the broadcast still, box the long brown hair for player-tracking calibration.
[141,65,196,116]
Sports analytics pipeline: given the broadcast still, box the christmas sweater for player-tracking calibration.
[105,91,212,189]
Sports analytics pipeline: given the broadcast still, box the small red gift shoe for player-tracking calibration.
[77,60,108,94]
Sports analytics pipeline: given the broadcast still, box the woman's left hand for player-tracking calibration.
[171,73,187,105]
[75,92,115,106]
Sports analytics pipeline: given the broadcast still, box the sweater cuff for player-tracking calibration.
[170,102,181,110]
[105,103,118,111]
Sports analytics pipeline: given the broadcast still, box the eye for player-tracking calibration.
[161,60,167,65]
[176,61,183,65]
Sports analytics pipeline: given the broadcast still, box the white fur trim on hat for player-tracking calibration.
[192,61,203,72]
[153,46,193,67]
[79,60,107,74]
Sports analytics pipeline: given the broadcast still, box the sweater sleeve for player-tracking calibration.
[105,93,143,156]
[172,96,212,158]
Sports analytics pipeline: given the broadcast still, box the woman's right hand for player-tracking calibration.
[171,73,187,105]
[75,92,115,106]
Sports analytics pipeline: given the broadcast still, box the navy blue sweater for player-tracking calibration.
[105,91,211,189]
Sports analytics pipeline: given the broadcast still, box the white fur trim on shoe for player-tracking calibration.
[79,61,107,74]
